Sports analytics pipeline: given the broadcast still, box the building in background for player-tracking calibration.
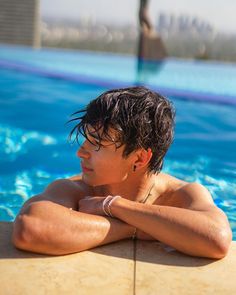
[0,0,40,47]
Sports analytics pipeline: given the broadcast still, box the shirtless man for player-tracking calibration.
[12,86,232,258]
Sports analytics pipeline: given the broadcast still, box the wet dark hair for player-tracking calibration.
[68,86,175,174]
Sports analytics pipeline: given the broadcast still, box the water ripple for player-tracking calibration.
[0,125,57,161]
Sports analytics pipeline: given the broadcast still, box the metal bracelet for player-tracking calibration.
[107,195,121,217]
[102,196,113,216]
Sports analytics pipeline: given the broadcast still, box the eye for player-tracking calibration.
[85,134,106,150]
[90,139,103,151]
[85,136,100,147]
[90,139,99,147]
[93,143,100,151]
[94,140,100,145]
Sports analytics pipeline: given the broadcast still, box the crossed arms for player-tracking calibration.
[12,179,232,258]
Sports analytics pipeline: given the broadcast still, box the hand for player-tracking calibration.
[78,196,107,216]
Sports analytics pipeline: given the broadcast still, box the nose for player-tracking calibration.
[76,140,91,159]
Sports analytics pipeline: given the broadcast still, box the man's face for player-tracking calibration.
[76,126,135,187]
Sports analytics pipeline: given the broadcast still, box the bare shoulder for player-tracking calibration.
[19,176,92,213]
[43,175,94,200]
[44,178,83,197]
[153,173,230,225]
[171,180,228,218]
[155,172,187,190]
[173,181,231,226]
[155,173,215,211]
[173,182,215,209]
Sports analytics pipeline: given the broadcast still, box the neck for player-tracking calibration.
[97,170,155,202]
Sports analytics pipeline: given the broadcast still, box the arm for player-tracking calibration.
[12,201,134,255]
[109,183,232,258]
[12,179,134,255]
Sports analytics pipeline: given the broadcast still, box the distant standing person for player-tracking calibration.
[139,0,153,32]
[137,0,167,60]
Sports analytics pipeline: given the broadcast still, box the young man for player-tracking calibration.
[12,86,232,258]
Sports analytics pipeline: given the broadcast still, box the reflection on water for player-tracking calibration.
[135,58,164,84]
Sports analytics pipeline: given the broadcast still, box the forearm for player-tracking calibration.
[111,198,231,258]
[12,201,134,255]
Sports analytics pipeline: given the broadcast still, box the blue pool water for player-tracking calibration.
[0,45,236,239]
[1,44,236,104]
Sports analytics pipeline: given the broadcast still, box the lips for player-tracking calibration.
[81,163,93,172]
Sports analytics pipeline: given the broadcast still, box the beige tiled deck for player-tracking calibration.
[1,221,236,295]
[135,240,236,295]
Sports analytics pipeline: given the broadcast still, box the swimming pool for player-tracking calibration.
[0,45,235,240]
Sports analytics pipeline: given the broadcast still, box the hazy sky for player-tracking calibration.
[41,0,236,33]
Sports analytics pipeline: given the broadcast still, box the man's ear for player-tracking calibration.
[134,148,153,169]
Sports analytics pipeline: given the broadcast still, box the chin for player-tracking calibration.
[82,174,104,187]
[82,174,95,186]
[82,173,123,187]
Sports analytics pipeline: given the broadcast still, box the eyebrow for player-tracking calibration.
[86,129,106,141]
[84,127,100,140]
[85,126,117,144]
[89,133,100,140]
[86,132,107,144]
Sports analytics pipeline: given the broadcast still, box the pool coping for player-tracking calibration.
[1,221,236,294]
